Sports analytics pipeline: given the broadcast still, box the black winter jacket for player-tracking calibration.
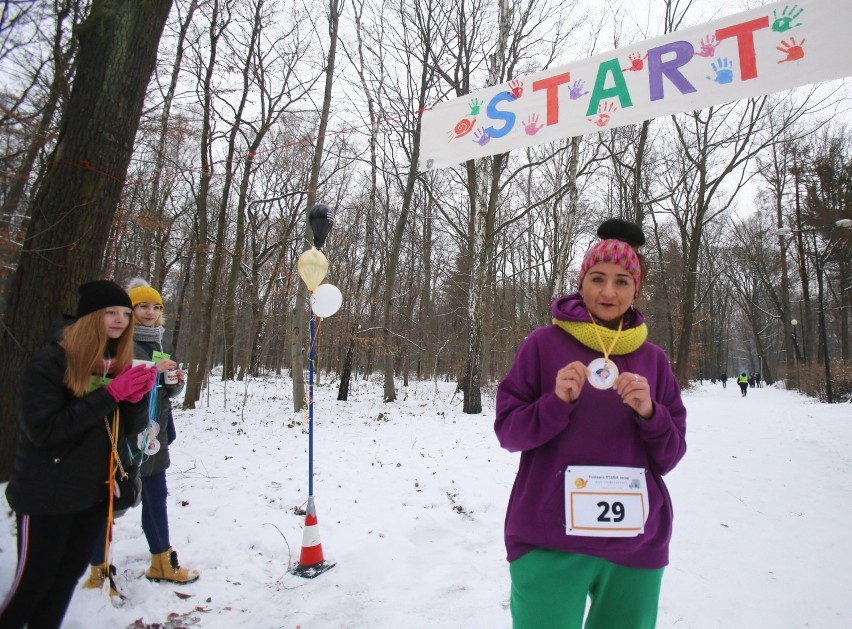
[5,342,150,515]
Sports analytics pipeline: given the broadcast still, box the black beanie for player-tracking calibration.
[76,280,133,318]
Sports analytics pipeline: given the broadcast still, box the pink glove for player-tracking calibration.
[105,364,156,403]
[126,367,157,403]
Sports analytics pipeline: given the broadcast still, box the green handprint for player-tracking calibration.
[468,98,483,115]
[772,4,803,33]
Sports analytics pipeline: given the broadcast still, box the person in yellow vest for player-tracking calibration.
[737,372,749,397]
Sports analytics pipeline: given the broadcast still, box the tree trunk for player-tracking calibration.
[0,0,173,480]
[462,0,510,414]
[222,155,254,380]
[182,0,224,409]
[147,0,198,284]
[291,0,343,411]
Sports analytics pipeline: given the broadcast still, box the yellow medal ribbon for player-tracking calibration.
[588,311,623,363]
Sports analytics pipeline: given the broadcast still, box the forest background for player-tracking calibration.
[0,0,850,480]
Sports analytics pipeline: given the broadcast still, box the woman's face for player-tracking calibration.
[103,307,133,339]
[579,261,635,325]
[133,302,163,328]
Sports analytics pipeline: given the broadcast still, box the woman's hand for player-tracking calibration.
[155,358,178,372]
[554,361,588,403]
[614,372,654,419]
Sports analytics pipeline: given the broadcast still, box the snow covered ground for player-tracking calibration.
[2,373,850,628]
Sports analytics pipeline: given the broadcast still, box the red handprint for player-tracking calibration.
[588,101,617,128]
[694,35,719,58]
[622,52,647,72]
[777,37,805,63]
[524,114,543,136]
[507,79,524,99]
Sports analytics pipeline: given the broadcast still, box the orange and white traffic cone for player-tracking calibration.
[291,496,335,578]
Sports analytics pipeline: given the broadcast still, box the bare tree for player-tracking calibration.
[289,0,345,411]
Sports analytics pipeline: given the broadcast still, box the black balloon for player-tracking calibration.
[309,203,334,250]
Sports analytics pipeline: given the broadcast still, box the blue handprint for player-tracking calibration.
[473,128,491,146]
[772,4,803,33]
[707,57,734,85]
[468,98,483,115]
[568,80,589,100]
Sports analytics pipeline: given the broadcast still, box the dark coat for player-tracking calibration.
[5,342,150,515]
[131,338,184,477]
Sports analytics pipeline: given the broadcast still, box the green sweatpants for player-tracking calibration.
[509,548,664,629]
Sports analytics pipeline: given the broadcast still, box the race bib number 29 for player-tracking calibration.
[564,466,648,538]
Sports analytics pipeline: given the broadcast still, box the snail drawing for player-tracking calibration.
[448,118,476,141]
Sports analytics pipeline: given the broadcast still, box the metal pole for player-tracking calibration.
[308,312,316,496]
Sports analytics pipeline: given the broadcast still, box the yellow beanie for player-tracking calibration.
[127,284,162,307]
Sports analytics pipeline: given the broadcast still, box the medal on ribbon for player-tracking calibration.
[586,312,623,390]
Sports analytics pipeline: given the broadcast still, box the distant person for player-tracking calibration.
[495,219,687,628]
[85,279,198,600]
[720,372,727,388]
[737,372,749,397]
[0,281,155,628]
[754,371,761,388]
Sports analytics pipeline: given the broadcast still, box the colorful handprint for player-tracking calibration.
[694,34,719,58]
[777,37,805,63]
[588,101,617,128]
[468,98,483,115]
[772,5,803,33]
[473,128,491,146]
[507,79,524,99]
[568,80,588,100]
[707,57,734,84]
[622,52,647,72]
[448,118,476,141]
[524,114,543,136]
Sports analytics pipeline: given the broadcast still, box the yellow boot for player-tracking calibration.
[82,563,124,600]
[146,548,199,584]
[82,563,105,589]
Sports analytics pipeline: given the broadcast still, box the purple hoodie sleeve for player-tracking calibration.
[495,330,575,453]
[634,357,687,475]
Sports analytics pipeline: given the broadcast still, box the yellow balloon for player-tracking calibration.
[297,248,328,291]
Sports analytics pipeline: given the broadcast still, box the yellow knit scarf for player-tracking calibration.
[552,319,648,355]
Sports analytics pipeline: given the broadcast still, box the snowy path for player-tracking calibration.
[1,378,850,628]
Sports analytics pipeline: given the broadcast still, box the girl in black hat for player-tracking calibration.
[0,280,157,628]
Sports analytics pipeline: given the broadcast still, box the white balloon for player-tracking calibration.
[311,283,343,318]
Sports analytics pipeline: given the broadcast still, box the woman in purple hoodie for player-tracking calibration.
[496,219,686,629]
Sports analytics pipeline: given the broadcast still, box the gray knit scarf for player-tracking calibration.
[134,325,164,345]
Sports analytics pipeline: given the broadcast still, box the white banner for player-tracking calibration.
[419,0,852,171]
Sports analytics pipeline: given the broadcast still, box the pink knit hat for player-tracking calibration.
[578,238,642,297]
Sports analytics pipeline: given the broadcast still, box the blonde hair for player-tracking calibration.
[62,309,135,396]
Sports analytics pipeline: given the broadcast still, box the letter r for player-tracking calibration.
[647,41,696,101]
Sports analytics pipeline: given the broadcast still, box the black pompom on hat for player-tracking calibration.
[597,218,646,247]
[76,280,133,318]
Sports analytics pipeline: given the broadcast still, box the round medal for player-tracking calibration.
[588,357,618,390]
[138,421,160,455]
